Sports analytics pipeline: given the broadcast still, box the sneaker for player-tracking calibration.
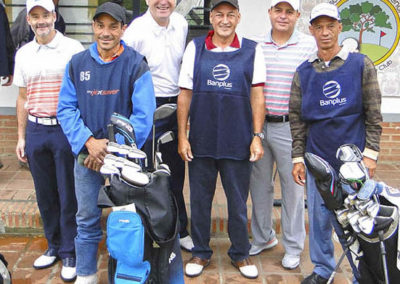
[33,248,58,269]
[282,254,300,269]
[249,236,278,256]
[179,235,194,252]
[231,258,258,279]
[75,273,98,284]
[301,272,328,284]
[185,256,210,277]
[60,257,76,282]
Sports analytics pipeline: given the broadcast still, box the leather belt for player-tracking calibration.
[265,115,289,123]
[28,114,59,126]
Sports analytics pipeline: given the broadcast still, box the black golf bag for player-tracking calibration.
[305,151,400,284]
[0,254,11,284]
[98,173,180,284]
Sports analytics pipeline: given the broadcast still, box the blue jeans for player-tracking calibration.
[307,171,360,282]
[74,161,104,276]
[189,157,251,261]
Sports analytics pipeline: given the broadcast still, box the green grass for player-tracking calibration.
[360,43,389,62]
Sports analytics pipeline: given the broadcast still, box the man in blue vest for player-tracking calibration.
[57,2,156,283]
[289,3,382,284]
[177,0,266,279]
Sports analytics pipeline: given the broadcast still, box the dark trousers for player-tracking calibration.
[189,157,251,261]
[25,121,77,258]
[142,96,188,237]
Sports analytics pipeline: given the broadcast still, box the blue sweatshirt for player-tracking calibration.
[57,41,156,155]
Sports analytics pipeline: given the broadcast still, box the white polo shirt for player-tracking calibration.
[123,10,188,98]
[179,32,266,90]
[13,31,84,117]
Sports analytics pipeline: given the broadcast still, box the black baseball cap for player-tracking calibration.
[93,2,126,24]
[211,0,239,10]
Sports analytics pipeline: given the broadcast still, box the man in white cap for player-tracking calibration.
[178,0,265,279]
[123,0,194,252]
[13,0,84,281]
[289,3,382,283]
[248,0,316,269]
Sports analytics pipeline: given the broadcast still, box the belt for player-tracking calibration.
[265,115,289,123]
[28,114,59,126]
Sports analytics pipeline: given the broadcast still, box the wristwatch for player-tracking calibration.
[253,132,265,140]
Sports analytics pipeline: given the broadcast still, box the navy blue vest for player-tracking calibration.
[298,53,366,170]
[69,46,144,139]
[190,36,256,160]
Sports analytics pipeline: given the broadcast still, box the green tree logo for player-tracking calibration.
[340,1,391,46]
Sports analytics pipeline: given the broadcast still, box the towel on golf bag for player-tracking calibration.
[98,173,181,284]
[304,152,343,210]
[107,210,150,284]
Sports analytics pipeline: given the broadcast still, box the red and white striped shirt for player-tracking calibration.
[13,31,84,117]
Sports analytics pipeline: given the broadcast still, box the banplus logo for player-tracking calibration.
[207,64,233,89]
[323,81,341,98]
[320,80,347,106]
[212,64,231,81]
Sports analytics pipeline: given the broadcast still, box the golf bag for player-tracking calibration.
[305,150,400,284]
[97,112,183,284]
[0,254,11,284]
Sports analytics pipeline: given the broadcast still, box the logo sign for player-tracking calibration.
[212,64,231,81]
[332,0,400,68]
[323,81,341,98]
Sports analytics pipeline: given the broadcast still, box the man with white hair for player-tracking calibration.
[13,0,83,281]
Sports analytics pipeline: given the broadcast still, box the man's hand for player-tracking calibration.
[292,162,306,186]
[363,156,377,178]
[178,138,193,162]
[249,137,264,162]
[85,137,108,165]
[16,139,27,163]
[84,155,103,172]
[1,75,13,86]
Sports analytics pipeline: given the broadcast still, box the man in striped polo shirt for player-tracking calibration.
[13,0,83,281]
[249,0,316,269]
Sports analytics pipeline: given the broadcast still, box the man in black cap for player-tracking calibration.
[178,0,265,279]
[57,2,156,283]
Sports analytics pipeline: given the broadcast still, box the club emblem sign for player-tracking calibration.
[332,0,399,68]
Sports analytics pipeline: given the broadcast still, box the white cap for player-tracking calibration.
[270,0,300,11]
[26,0,55,14]
[310,3,340,23]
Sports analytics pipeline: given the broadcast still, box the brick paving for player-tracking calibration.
[1,153,400,283]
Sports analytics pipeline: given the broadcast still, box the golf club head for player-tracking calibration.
[157,163,170,173]
[357,199,374,215]
[339,162,367,187]
[157,131,174,145]
[123,159,142,171]
[358,215,374,235]
[104,154,119,167]
[128,148,147,159]
[153,103,177,121]
[152,168,171,177]
[107,142,121,153]
[336,144,363,162]
[100,164,120,176]
[110,113,137,147]
[335,208,350,227]
[121,166,149,186]
[348,212,361,233]
[357,179,377,200]
[366,202,380,218]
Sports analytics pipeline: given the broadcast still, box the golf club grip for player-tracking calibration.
[108,124,115,142]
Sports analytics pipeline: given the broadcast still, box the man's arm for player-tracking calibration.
[249,85,265,162]
[16,87,28,162]
[129,61,156,149]
[177,88,193,162]
[362,56,383,178]
[289,71,307,185]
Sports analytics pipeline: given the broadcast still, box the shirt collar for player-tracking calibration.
[32,30,62,52]
[205,30,240,50]
[144,9,176,37]
[265,29,299,47]
[308,46,349,63]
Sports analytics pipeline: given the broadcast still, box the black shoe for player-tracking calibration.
[301,272,328,284]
